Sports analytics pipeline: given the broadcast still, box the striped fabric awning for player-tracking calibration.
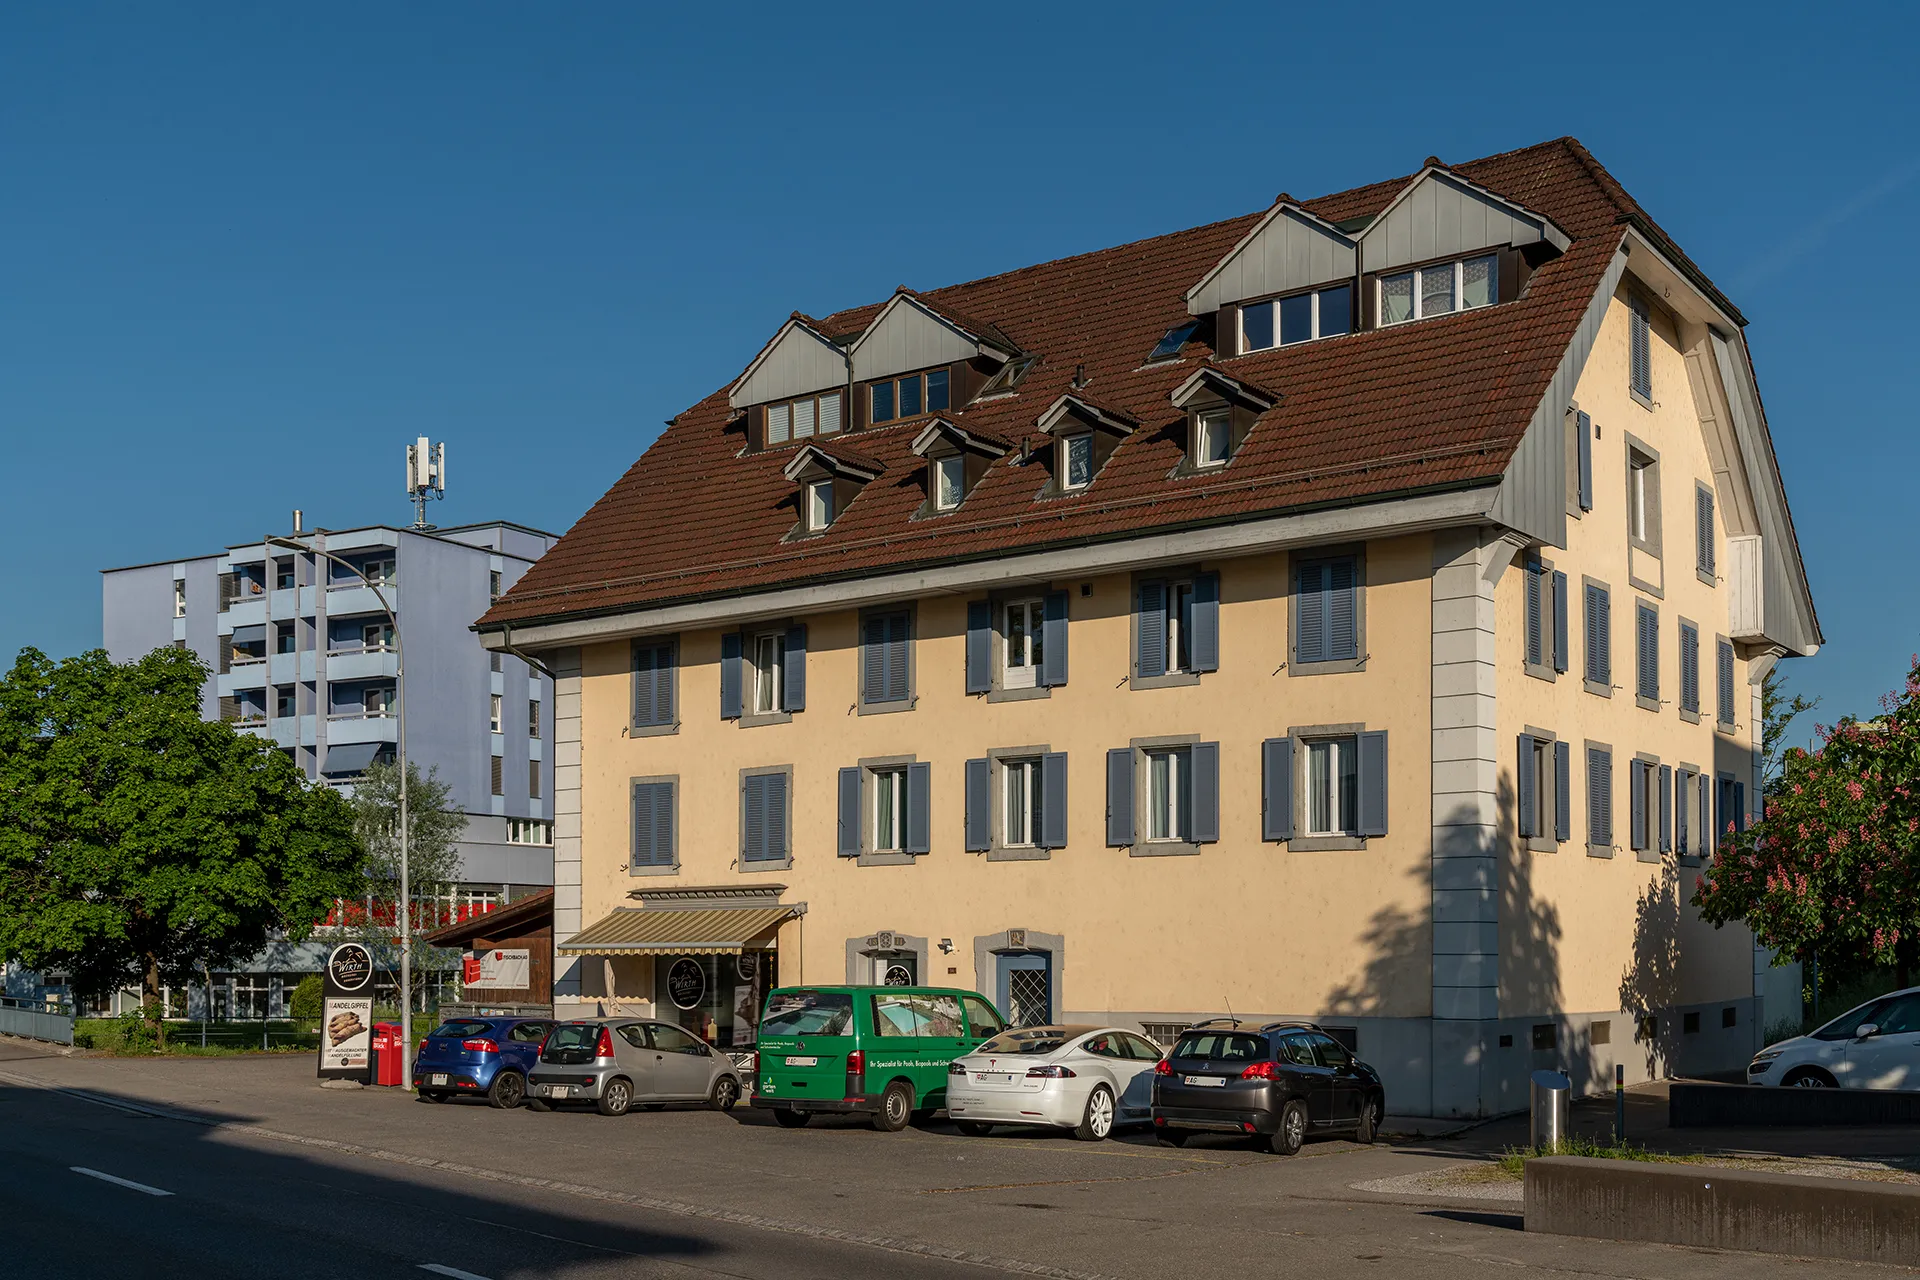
[557,905,795,956]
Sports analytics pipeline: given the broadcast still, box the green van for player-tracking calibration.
[751,985,1010,1131]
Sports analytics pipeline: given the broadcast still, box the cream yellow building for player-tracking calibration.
[480,138,1818,1117]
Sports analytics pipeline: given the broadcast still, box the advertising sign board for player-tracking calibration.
[462,948,530,990]
[317,942,375,1082]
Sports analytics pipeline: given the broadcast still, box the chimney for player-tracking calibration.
[292,509,304,534]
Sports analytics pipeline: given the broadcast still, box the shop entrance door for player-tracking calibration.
[865,951,917,986]
[995,952,1051,1026]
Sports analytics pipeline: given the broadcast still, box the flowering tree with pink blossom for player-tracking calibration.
[1695,659,1920,988]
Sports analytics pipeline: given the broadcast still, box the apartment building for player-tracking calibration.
[476,138,1819,1117]
[98,519,559,1016]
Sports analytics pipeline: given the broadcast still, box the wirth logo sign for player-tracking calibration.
[325,942,373,993]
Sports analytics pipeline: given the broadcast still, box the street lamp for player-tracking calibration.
[265,532,413,1083]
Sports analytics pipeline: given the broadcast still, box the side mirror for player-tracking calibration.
[1856,1023,1880,1041]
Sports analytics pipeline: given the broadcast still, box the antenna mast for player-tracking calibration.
[405,437,447,530]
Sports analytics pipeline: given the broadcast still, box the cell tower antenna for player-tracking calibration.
[405,437,447,530]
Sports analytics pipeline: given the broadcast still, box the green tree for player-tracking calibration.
[0,646,362,1038]
[343,760,466,1008]
[1696,658,1920,987]
[288,972,324,1020]
[1761,666,1820,790]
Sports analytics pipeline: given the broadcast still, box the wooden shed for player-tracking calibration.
[424,888,554,1016]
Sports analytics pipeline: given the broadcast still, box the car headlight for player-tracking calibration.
[1752,1048,1785,1063]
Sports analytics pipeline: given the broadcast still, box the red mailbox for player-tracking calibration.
[371,1021,405,1087]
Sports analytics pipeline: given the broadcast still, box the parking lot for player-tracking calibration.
[2,1039,1912,1279]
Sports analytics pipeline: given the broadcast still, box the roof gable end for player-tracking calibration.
[1185,201,1357,316]
[849,291,1012,383]
[729,316,848,411]
[1358,167,1571,275]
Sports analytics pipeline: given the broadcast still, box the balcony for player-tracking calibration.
[268,651,313,685]
[324,646,399,683]
[218,659,269,695]
[223,597,267,629]
[322,581,394,619]
[269,717,300,749]
[268,588,311,622]
[324,711,399,746]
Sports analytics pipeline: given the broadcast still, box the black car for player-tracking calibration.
[1150,1019,1384,1154]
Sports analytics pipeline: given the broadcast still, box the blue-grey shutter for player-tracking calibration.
[766,772,787,862]
[742,775,763,863]
[1659,764,1673,853]
[964,758,990,852]
[1328,558,1358,661]
[1734,781,1747,834]
[1583,585,1601,683]
[1358,730,1388,837]
[656,640,677,727]
[1524,565,1543,668]
[631,641,656,727]
[1718,641,1735,724]
[1296,562,1325,665]
[1576,410,1593,512]
[1696,487,1715,576]
[1637,606,1657,702]
[1041,752,1069,849]
[1675,769,1690,854]
[783,625,807,712]
[887,613,910,703]
[1137,581,1166,678]
[1553,741,1571,843]
[837,766,860,857]
[1552,571,1569,673]
[1516,735,1537,838]
[965,600,992,695]
[1700,774,1713,850]
[1105,748,1134,846]
[1191,742,1220,843]
[905,762,931,854]
[1190,574,1220,673]
[1042,590,1070,687]
[1630,762,1648,851]
[1680,623,1699,713]
[862,615,887,703]
[1594,589,1611,685]
[631,782,655,868]
[1262,737,1294,841]
[1630,299,1651,399]
[719,632,743,720]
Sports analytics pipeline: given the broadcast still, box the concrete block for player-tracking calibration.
[1432,888,1496,922]
[1431,595,1496,634]
[1432,855,1496,892]
[1431,756,1499,795]
[1430,725,1496,764]
[1526,1157,1920,1267]
[1431,696,1496,732]
[1431,628,1493,667]
[1431,661,1497,699]
[1432,953,1496,987]
[1433,986,1498,1021]
[1433,790,1498,827]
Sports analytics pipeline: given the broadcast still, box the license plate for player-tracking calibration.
[976,1072,1017,1083]
[555,1086,574,1098]
[1184,1075,1225,1087]
[430,1074,448,1086]
[785,1056,818,1067]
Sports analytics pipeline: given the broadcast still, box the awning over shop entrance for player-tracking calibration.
[558,904,797,956]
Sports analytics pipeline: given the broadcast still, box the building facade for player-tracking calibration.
[477,139,1819,1117]
[96,519,559,1017]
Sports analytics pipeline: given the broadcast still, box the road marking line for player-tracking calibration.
[419,1266,493,1280]
[71,1166,172,1197]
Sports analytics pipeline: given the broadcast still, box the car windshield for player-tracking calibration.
[978,1026,1094,1055]
[429,1020,493,1039]
[761,991,853,1036]
[545,1023,602,1051]
[1812,999,1886,1041]
[1171,1031,1267,1063]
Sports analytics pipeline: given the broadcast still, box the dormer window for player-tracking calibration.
[1378,254,1497,326]
[1062,434,1093,491]
[869,369,950,425]
[807,480,835,531]
[910,418,1008,516]
[766,390,843,445]
[1240,283,1352,352]
[1194,410,1230,469]
[1167,367,1276,475]
[784,442,880,538]
[934,456,964,511]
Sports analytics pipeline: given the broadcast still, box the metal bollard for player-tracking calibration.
[1530,1069,1571,1151]
[1614,1063,1626,1143]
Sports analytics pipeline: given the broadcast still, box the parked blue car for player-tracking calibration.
[413,1016,555,1108]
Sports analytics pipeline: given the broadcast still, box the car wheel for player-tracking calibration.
[1354,1096,1380,1144]
[772,1107,811,1128]
[709,1076,741,1112]
[415,1090,444,1104]
[1073,1085,1116,1142]
[955,1121,994,1137]
[487,1071,526,1110]
[526,1098,551,1113]
[597,1077,633,1116]
[1783,1067,1838,1088]
[873,1080,913,1132]
[1156,1129,1187,1148]
[1269,1100,1308,1156]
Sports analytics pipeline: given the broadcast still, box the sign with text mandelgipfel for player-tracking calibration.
[317,942,375,1082]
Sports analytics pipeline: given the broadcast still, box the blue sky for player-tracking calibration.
[3,3,1914,727]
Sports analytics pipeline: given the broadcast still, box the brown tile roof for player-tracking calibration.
[482,137,1681,631]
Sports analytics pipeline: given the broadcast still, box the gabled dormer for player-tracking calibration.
[781,443,882,537]
[1034,393,1136,496]
[849,289,1020,429]
[909,418,1010,514]
[730,314,850,450]
[1186,197,1359,354]
[1168,367,1278,472]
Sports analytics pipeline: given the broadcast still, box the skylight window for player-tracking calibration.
[1378,254,1497,326]
[1149,322,1201,362]
[979,356,1035,396]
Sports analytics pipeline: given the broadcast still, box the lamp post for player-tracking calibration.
[265,532,412,1082]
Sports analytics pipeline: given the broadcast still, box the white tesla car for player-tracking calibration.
[1747,986,1920,1088]
[945,1024,1164,1140]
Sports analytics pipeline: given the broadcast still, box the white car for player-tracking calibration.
[945,1024,1164,1140]
[1747,986,1920,1089]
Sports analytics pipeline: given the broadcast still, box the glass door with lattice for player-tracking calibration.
[996,952,1052,1026]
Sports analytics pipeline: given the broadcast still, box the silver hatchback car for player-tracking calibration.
[526,1018,743,1117]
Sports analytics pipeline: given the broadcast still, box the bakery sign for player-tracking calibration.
[317,942,376,1082]
[462,948,531,990]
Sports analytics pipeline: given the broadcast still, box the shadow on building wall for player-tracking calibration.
[1618,852,1685,1079]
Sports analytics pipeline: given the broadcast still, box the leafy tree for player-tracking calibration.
[1696,658,1920,987]
[288,972,324,1020]
[1761,666,1820,790]
[342,760,467,1008]
[0,646,363,1038]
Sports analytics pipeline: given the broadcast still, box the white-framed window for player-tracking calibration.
[1240,283,1354,351]
[807,480,834,531]
[507,818,553,845]
[1061,434,1093,491]
[365,686,395,716]
[1378,254,1497,326]
[872,767,910,852]
[1004,757,1044,847]
[1003,598,1045,689]
[1146,747,1193,841]
[1304,736,1359,836]
[1165,579,1196,674]
[751,631,785,714]
[766,390,843,444]
[1194,409,1230,468]
[934,455,965,511]
[489,693,502,733]
[173,579,187,618]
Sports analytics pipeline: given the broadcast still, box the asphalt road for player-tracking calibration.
[1,1042,1910,1279]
